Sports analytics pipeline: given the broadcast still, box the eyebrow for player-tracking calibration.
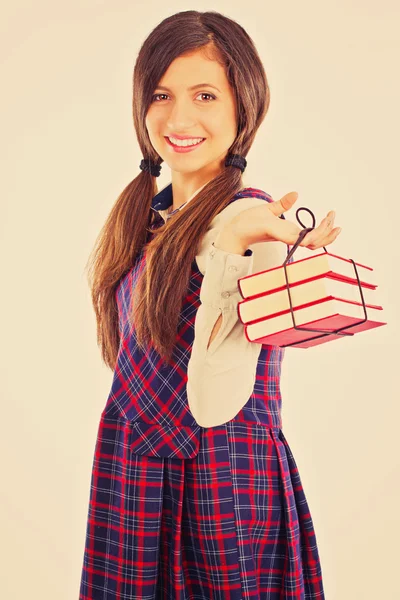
[155,83,221,93]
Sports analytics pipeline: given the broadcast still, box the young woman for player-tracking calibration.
[79,10,340,600]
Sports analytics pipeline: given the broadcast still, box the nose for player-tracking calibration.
[166,97,197,131]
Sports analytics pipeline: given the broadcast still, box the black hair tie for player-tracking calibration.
[224,153,247,173]
[139,158,162,177]
[140,153,246,177]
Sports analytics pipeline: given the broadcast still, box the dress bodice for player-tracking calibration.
[101,188,288,459]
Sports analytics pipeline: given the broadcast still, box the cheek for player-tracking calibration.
[145,114,154,135]
[209,106,237,137]
[145,109,163,133]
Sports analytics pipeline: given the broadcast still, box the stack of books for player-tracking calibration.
[237,250,386,348]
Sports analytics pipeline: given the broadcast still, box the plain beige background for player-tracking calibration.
[1,1,399,598]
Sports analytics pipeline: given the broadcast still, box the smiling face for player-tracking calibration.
[145,47,238,179]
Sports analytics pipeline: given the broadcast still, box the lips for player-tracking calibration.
[164,136,206,152]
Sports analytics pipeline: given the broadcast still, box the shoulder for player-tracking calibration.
[235,187,274,203]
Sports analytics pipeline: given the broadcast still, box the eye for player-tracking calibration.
[151,92,216,103]
[196,92,216,102]
[151,93,168,102]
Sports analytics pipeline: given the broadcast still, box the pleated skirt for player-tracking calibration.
[79,419,325,599]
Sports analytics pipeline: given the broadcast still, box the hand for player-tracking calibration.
[227,192,342,250]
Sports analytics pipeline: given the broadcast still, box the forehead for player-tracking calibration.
[157,50,229,91]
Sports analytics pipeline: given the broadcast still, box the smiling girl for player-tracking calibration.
[79,10,338,599]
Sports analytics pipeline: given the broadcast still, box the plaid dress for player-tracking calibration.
[79,188,325,599]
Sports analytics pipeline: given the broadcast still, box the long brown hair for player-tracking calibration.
[85,10,270,370]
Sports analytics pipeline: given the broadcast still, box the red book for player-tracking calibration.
[238,250,375,299]
[237,251,387,349]
[241,298,385,348]
[238,275,380,324]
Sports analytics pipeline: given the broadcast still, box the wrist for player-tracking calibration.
[213,224,248,256]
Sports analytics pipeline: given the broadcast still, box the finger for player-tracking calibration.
[301,211,335,247]
[314,226,342,248]
[267,192,299,217]
[311,211,336,246]
[297,220,329,248]
[301,225,341,249]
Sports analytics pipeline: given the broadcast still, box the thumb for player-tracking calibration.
[267,191,299,217]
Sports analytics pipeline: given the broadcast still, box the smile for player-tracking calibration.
[164,136,206,153]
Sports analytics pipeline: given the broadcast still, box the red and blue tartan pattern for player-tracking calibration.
[79,188,325,598]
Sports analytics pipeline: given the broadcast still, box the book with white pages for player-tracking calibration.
[238,250,375,300]
[243,297,386,348]
[237,275,381,325]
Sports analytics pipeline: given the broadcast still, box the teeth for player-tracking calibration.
[168,136,204,147]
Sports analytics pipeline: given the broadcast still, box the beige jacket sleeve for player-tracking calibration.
[186,197,288,428]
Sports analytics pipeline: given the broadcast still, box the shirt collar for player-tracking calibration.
[151,181,208,223]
